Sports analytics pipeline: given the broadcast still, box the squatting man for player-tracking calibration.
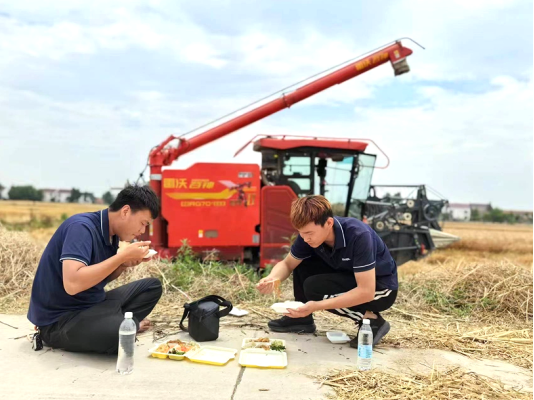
[256,195,398,348]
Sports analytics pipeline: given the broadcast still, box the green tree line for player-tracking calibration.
[0,184,115,205]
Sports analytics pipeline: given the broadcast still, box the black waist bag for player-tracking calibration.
[179,295,233,342]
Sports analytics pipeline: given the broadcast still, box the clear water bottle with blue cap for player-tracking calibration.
[357,318,373,371]
[116,312,136,375]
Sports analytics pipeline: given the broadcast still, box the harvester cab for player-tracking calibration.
[249,136,437,267]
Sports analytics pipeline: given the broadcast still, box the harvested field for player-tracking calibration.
[0,220,532,397]
[317,367,531,399]
[0,200,103,227]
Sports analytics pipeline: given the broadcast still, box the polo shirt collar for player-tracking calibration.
[100,209,115,246]
[333,217,347,250]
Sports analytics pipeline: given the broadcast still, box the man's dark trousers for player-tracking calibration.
[40,278,162,354]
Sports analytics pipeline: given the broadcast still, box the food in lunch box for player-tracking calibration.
[154,340,198,355]
[168,340,199,353]
[270,340,286,352]
[155,343,170,353]
[169,347,185,355]
[242,338,286,352]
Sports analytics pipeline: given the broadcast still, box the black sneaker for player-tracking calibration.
[349,314,391,348]
[268,315,316,333]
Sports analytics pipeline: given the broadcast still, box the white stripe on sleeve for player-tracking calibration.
[60,257,89,266]
[353,261,376,269]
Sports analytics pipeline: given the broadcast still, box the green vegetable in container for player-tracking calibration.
[270,340,286,352]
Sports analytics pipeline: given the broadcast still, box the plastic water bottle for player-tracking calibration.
[116,312,136,375]
[357,319,373,371]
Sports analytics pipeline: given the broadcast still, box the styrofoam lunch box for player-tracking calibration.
[146,249,158,257]
[241,338,286,349]
[270,301,305,314]
[148,344,194,360]
[238,349,288,369]
[326,331,351,344]
[186,346,237,366]
[148,343,237,365]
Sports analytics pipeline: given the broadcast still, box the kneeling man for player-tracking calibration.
[257,195,397,347]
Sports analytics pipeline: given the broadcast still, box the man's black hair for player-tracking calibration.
[109,185,160,219]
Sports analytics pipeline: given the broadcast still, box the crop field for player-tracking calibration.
[0,203,531,398]
[0,200,103,224]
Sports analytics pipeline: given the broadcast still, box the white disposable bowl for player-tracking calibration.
[326,331,350,344]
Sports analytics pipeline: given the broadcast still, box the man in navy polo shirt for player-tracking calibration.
[257,195,398,348]
[28,185,163,354]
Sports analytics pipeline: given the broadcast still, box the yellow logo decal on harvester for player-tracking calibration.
[355,52,389,71]
[164,178,215,190]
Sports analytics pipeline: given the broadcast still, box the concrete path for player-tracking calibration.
[1,314,531,399]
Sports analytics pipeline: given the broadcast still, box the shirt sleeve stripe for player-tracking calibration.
[60,257,89,266]
[289,251,312,261]
[353,261,376,269]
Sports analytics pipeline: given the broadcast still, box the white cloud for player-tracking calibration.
[0,8,227,68]
[0,0,531,210]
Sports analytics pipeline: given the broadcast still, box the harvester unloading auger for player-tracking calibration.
[139,38,459,268]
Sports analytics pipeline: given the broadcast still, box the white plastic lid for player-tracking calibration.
[125,312,133,319]
[362,318,371,324]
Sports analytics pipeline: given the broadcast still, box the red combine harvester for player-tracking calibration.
[145,39,438,268]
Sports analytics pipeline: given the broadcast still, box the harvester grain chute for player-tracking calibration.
[139,39,454,268]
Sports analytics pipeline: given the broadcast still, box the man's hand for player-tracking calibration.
[120,241,151,262]
[256,277,278,295]
[286,301,317,318]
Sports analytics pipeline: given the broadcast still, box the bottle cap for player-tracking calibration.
[125,312,133,319]
[362,318,370,324]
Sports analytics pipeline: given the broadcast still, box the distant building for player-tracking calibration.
[504,210,534,224]
[41,189,94,204]
[42,189,72,203]
[447,203,471,221]
[470,203,492,216]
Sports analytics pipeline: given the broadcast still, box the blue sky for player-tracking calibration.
[0,0,532,210]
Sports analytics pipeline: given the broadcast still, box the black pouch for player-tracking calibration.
[179,295,233,342]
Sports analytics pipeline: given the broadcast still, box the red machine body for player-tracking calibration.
[146,40,420,266]
[160,163,261,260]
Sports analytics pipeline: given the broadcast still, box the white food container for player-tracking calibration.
[270,301,305,314]
[238,349,288,369]
[326,331,351,344]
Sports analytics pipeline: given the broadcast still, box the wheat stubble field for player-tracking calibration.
[0,202,532,398]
